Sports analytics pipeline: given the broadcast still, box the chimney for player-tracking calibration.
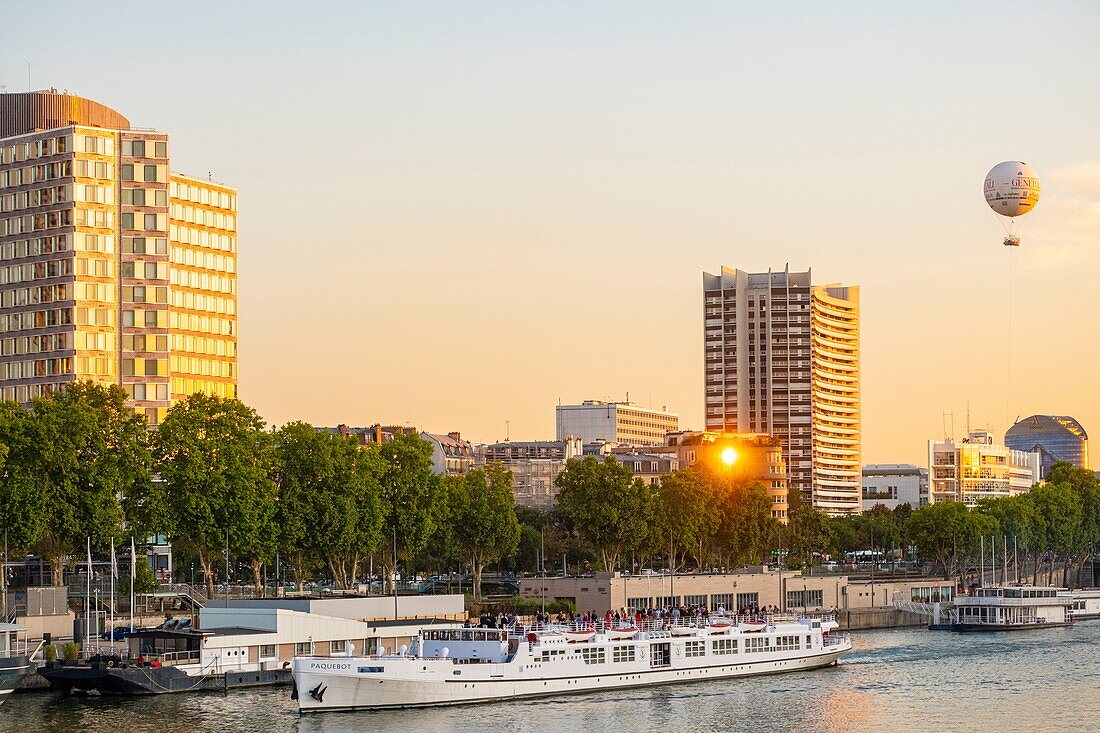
[448,431,462,442]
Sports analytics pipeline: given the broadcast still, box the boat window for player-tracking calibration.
[462,631,473,641]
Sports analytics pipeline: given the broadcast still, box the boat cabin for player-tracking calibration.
[954,585,1072,628]
[416,627,509,662]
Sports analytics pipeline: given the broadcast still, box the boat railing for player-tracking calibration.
[509,613,832,637]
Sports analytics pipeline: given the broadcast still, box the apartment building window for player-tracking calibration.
[121,164,134,181]
[155,141,168,158]
[144,165,158,182]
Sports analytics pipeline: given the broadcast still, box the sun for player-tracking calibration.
[720,447,738,466]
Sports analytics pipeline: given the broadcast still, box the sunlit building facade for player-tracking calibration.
[927,430,1041,506]
[1004,415,1088,479]
[703,266,861,515]
[0,91,237,424]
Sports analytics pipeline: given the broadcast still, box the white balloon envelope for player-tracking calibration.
[983,161,1040,246]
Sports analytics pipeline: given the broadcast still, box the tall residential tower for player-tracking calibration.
[0,91,237,424]
[703,266,861,515]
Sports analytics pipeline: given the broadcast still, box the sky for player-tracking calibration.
[4,2,1099,467]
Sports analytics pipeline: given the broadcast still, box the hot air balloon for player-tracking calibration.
[983,161,1041,247]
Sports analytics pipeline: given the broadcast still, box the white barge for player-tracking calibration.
[952,585,1074,631]
[292,615,850,713]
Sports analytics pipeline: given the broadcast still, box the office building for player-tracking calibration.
[861,464,928,510]
[555,400,678,446]
[1004,415,1088,479]
[480,438,583,509]
[927,430,1041,506]
[703,266,860,515]
[0,91,237,424]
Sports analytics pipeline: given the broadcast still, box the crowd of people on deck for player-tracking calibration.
[476,603,784,631]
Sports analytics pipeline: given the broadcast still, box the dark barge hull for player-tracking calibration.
[0,655,33,706]
[38,663,292,695]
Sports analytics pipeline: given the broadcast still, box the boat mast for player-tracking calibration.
[86,536,92,653]
[980,536,984,588]
[110,537,115,651]
[991,535,996,587]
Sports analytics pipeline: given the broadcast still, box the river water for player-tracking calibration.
[4,625,1099,733]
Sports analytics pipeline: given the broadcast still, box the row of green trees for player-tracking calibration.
[2,381,1096,597]
[547,455,1100,587]
[0,382,520,598]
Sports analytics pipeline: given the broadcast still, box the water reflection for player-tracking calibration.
[5,626,1100,733]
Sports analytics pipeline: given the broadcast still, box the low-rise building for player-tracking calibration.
[862,464,928,510]
[928,430,1041,506]
[421,431,477,476]
[480,438,583,509]
[518,571,953,615]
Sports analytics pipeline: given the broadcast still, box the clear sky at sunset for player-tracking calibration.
[5,2,1098,466]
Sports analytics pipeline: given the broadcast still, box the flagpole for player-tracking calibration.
[130,537,136,640]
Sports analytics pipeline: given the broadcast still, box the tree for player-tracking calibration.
[0,401,45,555]
[1027,482,1083,585]
[906,501,995,580]
[1045,462,1100,586]
[377,434,445,592]
[273,423,385,590]
[555,456,651,572]
[653,469,718,571]
[28,382,151,586]
[786,503,833,571]
[152,394,275,596]
[447,463,521,597]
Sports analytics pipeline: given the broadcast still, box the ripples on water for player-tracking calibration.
[4,625,1099,733]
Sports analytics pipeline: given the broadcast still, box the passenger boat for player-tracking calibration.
[291,615,850,713]
[952,585,1074,632]
[1068,589,1100,621]
[0,624,37,707]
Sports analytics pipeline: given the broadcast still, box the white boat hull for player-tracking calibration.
[293,643,849,712]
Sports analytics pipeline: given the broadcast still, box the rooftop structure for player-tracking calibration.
[421,431,476,476]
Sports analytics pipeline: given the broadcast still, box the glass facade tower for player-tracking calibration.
[1004,415,1088,479]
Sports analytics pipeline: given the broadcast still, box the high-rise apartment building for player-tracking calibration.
[1004,415,1088,479]
[703,266,861,515]
[928,430,1040,506]
[555,400,679,446]
[0,91,237,424]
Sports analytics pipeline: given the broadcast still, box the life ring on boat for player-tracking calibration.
[527,632,537,643]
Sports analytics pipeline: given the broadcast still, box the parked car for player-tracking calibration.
[100,626,136,641]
